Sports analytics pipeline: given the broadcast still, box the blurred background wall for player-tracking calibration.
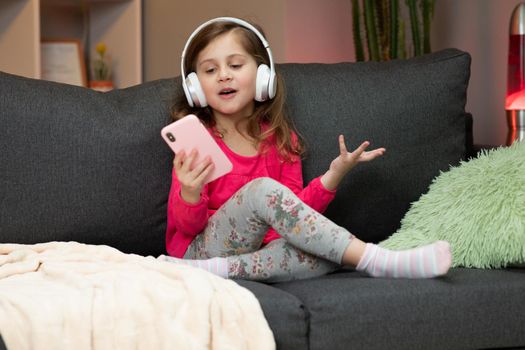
[144,0,522,146]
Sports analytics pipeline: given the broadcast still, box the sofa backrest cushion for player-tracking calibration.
[281,48,471,243]
[0,74,177,256]
[0,48,470,256]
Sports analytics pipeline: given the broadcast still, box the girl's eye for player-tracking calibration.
[203,67,216,74]
[230,64,243,69]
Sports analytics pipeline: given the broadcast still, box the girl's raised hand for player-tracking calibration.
[321,135,386,190]
[173,149,214,204]
[333,135,385,172]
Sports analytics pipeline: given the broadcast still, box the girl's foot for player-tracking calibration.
[356,241,452,278]
[158,255,229,278]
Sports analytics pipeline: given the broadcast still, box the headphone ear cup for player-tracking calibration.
[255,64,271,102]
[185,72,207,108]
[267,70,277,100]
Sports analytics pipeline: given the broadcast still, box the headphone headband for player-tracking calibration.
[181,17,276,107]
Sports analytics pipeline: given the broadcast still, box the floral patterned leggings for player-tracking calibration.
[183,177,354,283]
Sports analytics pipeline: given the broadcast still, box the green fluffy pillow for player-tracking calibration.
[380,141,525,268]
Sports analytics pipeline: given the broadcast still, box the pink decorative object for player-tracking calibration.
[506,2,525,145]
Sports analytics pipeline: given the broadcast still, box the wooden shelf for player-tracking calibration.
[0,0,41,78]
[0,0,142,88]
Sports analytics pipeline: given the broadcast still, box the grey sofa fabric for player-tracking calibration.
[0,49,467,254]
[2,48,525,350]
[281,48,470,243]
[235,280,309,350]
[274,268,525,350]
[0,74,176,257]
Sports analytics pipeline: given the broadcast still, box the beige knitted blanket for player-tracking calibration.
[0,241,275,350]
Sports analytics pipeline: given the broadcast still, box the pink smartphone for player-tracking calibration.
[161,114,233,183]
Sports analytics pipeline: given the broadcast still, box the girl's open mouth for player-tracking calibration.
[219,88,237,95]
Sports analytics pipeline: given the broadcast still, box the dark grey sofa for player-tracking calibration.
[2,48,524,350]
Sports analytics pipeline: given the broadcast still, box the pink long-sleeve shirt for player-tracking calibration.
[165,131,337,258]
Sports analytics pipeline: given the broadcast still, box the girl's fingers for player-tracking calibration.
[191,156,212,175]
[361,148,386,161]
[181,149,198,172]
[339,135,348,155]
[174,150,185,169]
[353,141,370,157]
[194,160,214,184]
[185,155,213,183]
[177,157,212,190]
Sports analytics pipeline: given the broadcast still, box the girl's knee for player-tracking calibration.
[244,177,291,196]
[241,177,280,192]
[234,178,294,210]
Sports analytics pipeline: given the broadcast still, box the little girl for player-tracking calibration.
[162,17,452,282]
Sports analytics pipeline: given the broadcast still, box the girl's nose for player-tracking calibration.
[218,68,232,81]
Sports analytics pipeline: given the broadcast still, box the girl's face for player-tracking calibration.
[195,30,258,121]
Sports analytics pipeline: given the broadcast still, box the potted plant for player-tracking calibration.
[89,42,113,92]
[352,0,435,61]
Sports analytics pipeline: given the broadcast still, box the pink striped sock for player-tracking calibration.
[158,255,229,279]
[356,241,452,278]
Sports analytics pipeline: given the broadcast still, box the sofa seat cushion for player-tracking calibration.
[235,280,309,350]
[273,268,525,350]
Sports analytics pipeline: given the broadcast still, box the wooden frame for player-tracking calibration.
[41,39,87,87]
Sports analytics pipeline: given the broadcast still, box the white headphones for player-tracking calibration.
[181,17,277,108]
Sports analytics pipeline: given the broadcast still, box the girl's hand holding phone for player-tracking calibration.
[161,114,233,203]
[173,149,214,204]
